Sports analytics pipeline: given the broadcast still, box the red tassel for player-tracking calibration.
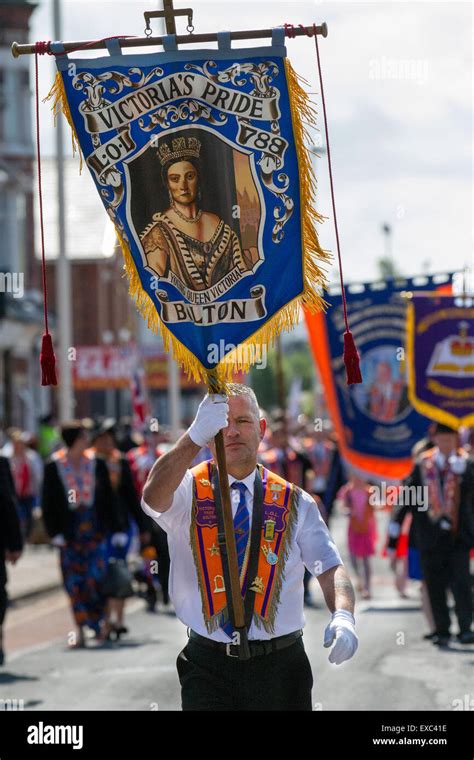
[343,331,362,385]
[40,333,58,386]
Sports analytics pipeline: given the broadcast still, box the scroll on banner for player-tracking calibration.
[47,29,329,383]
[304,274,455,481]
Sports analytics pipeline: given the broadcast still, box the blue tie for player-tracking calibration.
[220,481,250,637]
[232,481,250,577]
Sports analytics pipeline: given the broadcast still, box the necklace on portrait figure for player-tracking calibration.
[172,202,203,224]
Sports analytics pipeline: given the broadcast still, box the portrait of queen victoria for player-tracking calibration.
[139,135,258,293]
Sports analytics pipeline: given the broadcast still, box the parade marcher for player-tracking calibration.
[337,474,377,599]
[387,435,436,637]
[0,455,23,666]
[90,418,150,639]
[319,434,346,526]
[41,420,121,647]
[391,422,474,647]
[37,413,60,459]
[128,427,171,610]
[115,416,140,454]
[6,429,43,541]
[304,424,334,511]
[142,385,358,711]
[385,504,410,600]
[386,510,436,638]
[260,421,317,607]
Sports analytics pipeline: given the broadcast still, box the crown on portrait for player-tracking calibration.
[157,136,202,166]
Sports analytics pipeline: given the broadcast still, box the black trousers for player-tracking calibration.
[420,546,472,637]
[176,636,313,711]
[0,549,7,627]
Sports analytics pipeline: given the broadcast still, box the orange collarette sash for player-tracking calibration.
[189,460,300,634]
[420,448,465,533]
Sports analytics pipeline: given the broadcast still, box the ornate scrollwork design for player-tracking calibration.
[185,60,279,98]
[73,67,163,111]
[138,100,228,131]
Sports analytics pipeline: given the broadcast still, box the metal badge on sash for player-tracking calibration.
[213,575,225,593]
[249,576,265,594]
[261,544,279,566]
[264,518,276,541]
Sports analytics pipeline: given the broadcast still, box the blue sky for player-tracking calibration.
[28,0,473,284]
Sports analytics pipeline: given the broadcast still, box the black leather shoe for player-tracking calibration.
[457,631,474,645]
[433,635,450,647]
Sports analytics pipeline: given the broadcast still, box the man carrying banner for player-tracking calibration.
[142,384,358,711]
[390,422,474,647]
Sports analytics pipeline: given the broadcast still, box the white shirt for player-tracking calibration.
[141,467,342,641]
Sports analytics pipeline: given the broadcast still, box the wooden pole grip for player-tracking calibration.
[213,428,246,629]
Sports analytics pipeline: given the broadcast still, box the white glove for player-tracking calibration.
[188,394,229,447]
[323,609,358,665]
[111,532,129,547]
[51,533,66,548]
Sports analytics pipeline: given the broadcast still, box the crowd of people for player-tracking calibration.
[0,400,472,669]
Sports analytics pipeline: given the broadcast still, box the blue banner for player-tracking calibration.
[306,274,455,480]
[50,31,327,381]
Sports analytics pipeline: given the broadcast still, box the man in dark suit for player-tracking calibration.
[390,422,474,647]
[0,455,23,665]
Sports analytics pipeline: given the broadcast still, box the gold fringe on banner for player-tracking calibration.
[44,72,83,172]
[45,59,331,389]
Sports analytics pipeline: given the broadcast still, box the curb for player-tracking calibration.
[9,581,63,604]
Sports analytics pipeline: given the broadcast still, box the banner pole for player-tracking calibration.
[11,24,328,58]
[209,381,250,661]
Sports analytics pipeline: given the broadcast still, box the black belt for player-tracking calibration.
[188,629,303,659]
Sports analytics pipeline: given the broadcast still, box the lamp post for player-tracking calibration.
[53,0,74,421]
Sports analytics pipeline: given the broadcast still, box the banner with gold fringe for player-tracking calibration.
[47,30,329,384]
[305,274,456,482]
[407,293,474,430]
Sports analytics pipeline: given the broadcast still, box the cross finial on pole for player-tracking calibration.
[163,0,177,35]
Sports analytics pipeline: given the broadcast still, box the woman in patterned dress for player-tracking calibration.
[91,418,150,639]
[41,420,121,647]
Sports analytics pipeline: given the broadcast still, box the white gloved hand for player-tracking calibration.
[111,532,129,547]
[51,533,66,548]
[188,394,229,447]
[323,609,358,665]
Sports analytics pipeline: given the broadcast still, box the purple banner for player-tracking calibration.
[407,294,474,429]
